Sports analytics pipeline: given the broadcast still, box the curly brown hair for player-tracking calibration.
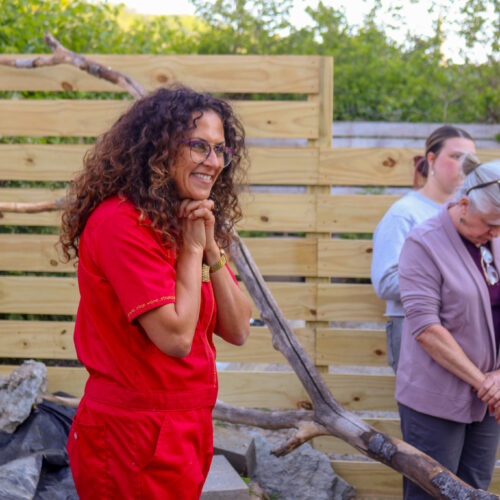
[60,85,247,261]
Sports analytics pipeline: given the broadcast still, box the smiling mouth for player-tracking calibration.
[192,173,212,182]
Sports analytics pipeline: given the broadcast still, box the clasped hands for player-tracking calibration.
[178,198,221,265]
[477,371,500,423]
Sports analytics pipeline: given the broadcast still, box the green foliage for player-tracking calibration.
[0,0,498,122]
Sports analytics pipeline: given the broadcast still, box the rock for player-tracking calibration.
[201,455,249,500]
[213,424,256,476]
[251,434,356,500]
[0,361,48,433]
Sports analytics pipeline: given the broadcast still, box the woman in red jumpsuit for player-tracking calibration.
[59,86,252,499]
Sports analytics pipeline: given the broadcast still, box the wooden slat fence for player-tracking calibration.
[1,54,499,498]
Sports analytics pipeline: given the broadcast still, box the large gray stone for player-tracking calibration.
[201,455,250,500]
[252,434,356,500]
[0,361,47,433]
[213,424,256,476]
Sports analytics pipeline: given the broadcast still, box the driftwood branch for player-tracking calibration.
[0,32,146,98]
[227,236,500,499]
[8,33,500,499]
[0,197,67,217]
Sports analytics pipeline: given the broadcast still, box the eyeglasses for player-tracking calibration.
[466,179,500,196]
[480,245,499,286]
[181,139,235,168]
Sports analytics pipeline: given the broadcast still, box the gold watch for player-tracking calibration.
[209,250,226,274]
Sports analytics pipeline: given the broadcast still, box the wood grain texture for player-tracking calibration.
[317,194,400,233]
[0,321,313,363]
[318,239,373,278]
[0,234,74,272]
[0,144,319,184]
[0,100,320,139]
[0,365,396,410]
[1,233,317,276]
[0,276,383,321]
[238,193,317,232]
[315,328,387,366]
[0,320,76,359]
[320,147,500,186]
[0,54,322,93]
[317,284,385,322]
[0,276,317,320]
[215,327,315,363]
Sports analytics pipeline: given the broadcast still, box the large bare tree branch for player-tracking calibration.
[5,33,499,499]
[0,32,146,98]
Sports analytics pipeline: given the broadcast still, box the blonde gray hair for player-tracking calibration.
[457,154,500,214]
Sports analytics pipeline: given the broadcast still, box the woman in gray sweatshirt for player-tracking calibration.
[371,125,475,372]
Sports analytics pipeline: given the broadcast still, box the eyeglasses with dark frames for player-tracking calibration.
[480,245,500,286]
[181,139,235,168]
[466,179,500,196]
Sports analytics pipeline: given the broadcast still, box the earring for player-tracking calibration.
[460,217,465,224]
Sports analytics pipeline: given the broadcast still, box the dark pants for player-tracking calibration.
[386,316,403,373]
[398,402,500,499]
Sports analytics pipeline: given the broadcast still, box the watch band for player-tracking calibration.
[209,251,227,274]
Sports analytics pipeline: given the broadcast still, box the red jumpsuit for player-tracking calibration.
[67,196,226,499]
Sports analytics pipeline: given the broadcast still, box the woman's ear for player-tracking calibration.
[458,196,470,213]
[426,151,435,169]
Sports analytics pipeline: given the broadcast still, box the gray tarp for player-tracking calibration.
[0,397,77,500]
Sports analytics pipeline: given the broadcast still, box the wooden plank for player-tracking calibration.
[318,284,385,322]
[0,55,321,93]
[0,364,396,410]
[0,321,313,363]
[0,276,316,320]
[247,147,319,185]
[0,365,309,407]
[0,233,317,276]
[316,328,387,366]
[317,195,399,233]
[0,320,76,359]
[215,327,314,363]
[0,276,385,323]
[238,193,316,232]
[332,121,500,139]
[320,147,416,186]
[332,460,500,498]
[319,147,500,185]
[0,234,74,272]
[0,100,319,139]
[317,56,333,147]
[318,239,373,278]
[331,460,402,498]
[0,276,79,315]
[0,144,87,181]
[0,144,319,184]
[234,238,317,277]
[0,190,316,231]
[324,373,396,411]
[331,137,500,149]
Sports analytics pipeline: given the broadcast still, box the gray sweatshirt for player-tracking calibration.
[371,190,441,316]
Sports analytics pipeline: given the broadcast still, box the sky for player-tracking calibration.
[105,0,485,63]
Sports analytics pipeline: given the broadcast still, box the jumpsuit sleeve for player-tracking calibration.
[91,209,177,323]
